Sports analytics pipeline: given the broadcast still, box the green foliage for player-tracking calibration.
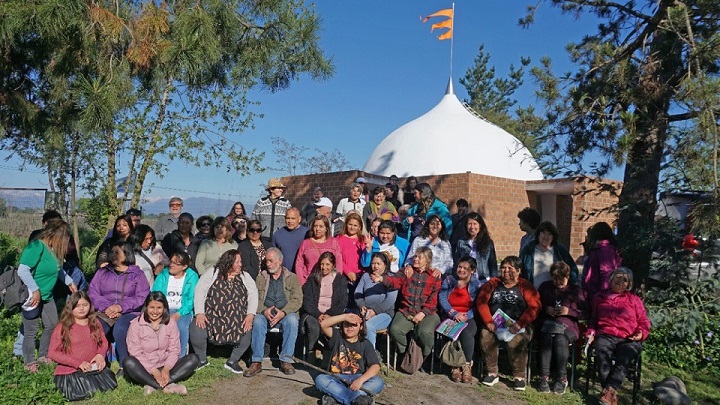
[77,193,113,239]
[0,232,25,268]
[0,309,65,405]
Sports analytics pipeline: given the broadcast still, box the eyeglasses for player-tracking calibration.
[169,261,183,266]
[248,228,262,233]
[199,222,211,227]
[169,203,182,207]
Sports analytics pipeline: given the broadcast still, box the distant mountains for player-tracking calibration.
[0,189,254,217]
[139,196,254,216]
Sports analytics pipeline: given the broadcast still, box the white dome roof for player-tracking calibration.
[363,83,544,181]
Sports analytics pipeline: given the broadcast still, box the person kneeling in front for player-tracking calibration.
[315,313,384,405]
[245,247,303,377]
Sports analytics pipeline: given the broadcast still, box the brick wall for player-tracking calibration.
[280,171,620,264]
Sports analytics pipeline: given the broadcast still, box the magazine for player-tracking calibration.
[435,318,468,341]
[492,308,525,342]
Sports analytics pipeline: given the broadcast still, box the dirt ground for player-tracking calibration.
[189,358,525,405]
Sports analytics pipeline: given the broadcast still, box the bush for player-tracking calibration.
[0,232,26,268]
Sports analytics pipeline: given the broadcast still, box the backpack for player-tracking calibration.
[0,265,30,311]
[0,250,45,312]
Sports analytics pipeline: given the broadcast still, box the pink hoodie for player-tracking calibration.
[126,315,180,373]
[587,290,651,341]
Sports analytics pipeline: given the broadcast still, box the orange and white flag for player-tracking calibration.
[422,8,453,40]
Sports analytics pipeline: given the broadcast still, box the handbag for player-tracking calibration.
[440,339,466,367]
[0,248,45,312]
[400,337,424,374]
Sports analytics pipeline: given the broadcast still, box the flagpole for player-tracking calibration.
[450,2,455,79]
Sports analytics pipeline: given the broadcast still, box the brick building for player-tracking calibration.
[281,80,620,261]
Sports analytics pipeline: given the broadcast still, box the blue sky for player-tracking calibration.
[0,1,615,209]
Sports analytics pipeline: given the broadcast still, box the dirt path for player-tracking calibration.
[189,358,525,405]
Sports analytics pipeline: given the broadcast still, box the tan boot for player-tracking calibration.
[450,367,461,382]
[461,362,472,383]
[599,386,617,405]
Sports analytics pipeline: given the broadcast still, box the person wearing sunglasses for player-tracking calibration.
[585,267,650,405]
[188,216,212,270]
[231,215,249,243]
[238,219,273,280]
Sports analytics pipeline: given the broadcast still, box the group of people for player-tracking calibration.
[14,176,650,405]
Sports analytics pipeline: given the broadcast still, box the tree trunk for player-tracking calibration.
[70,133,81,261]
[105,129,120,231]
[616,28,683,291]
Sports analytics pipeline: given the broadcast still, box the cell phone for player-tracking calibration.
[90,363,98,371]
[270,308,278,316]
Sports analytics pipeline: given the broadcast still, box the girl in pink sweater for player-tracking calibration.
[124,292,199,395]
[48,291,117,401]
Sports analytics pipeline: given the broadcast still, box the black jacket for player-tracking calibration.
[237,238,273,280]
[302,272,348,318]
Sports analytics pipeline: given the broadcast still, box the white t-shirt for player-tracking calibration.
[336,198,366,219]
[533,247,554,289]
[166,274,186,311]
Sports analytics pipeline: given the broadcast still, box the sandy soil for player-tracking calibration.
[189,358,524,405]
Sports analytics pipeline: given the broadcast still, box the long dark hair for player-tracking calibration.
[312,251,337,285]
[215,249,241,280]
[413,183,435,215]
[588,222,618,248]
[377,220,397,245]
[142,291,171,325]
[419,214,447,241]
[58,291,103,354]
[465,212,492,253]
[110,241,136,266]
[111,215,134,241]
[370,251,391,275]
[130,224,156,251]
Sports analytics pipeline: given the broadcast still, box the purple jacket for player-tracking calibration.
[88,265,150,313]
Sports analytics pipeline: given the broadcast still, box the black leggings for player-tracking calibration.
[123,354,199,390]
[539,329,577,379]
[457,319,477,362]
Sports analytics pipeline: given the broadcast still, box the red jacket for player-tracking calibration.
[587,290,651,341]
[475,277,541,329]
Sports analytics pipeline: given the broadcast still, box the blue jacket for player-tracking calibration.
[360,236,410,271]
[151,268,199,317]
[439,276,483,320]
[519,241,579,284]
[403,198,453,239]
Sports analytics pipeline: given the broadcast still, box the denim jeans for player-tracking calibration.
[315,373,385,405]
[21,299,58,364]
[364,313,392,347]
[99,312,137,366]
[169,310,192,357]
[251,312,299,363]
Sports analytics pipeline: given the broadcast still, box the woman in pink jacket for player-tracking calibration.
[124,292,199,396]
[585,267,650,405]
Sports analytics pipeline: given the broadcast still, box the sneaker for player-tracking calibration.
[143,385,156,396]
[514,379,526,391]
[224,360,243,374]
[322,395,340,405]
[481,374,499,386]
[196,360,210,370]
[538,376,551,393]
[163,383,187,395]
[553,378,568,395]
[350,395,374,405]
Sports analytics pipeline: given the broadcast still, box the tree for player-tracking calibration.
[0,0,334,234]
[269,136,353,175]
[521,0,720,288]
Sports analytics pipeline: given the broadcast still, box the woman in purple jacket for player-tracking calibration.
[88,241,150,377]
[124,292,199,395]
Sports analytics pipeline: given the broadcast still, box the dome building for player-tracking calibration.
[363,80,543,181]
